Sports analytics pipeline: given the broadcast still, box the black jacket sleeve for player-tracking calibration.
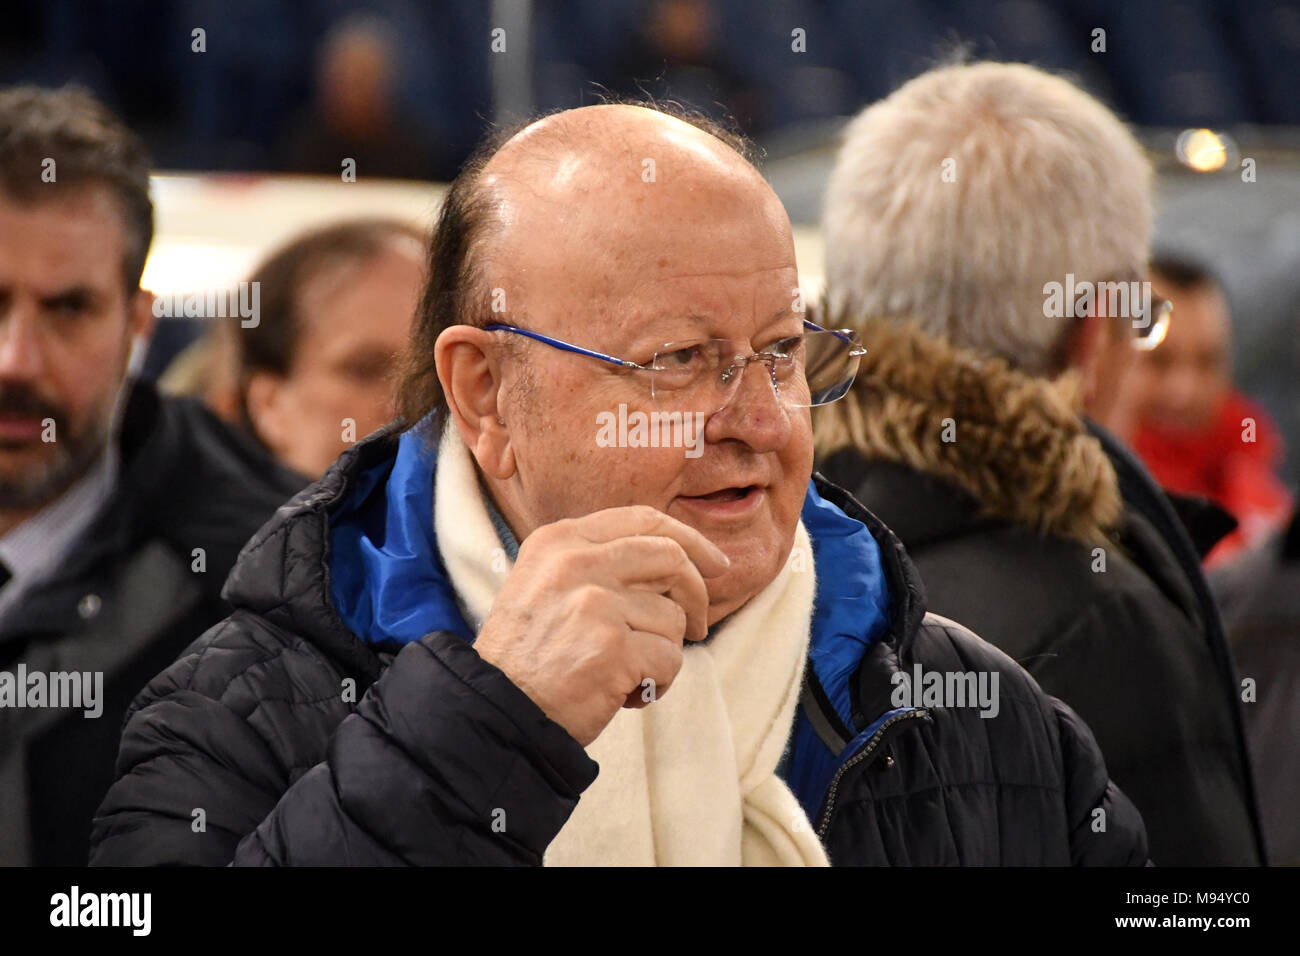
[90,628,598,866]
[1050,696,1149,866]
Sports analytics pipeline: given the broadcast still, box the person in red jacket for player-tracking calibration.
[1125,254,1292,565]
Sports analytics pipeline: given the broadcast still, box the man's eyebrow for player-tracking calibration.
[754,307,803,333]
[39,285,98,305]
[643,307,796,331]
[624,307,799,351]
[342,344,399,367]
[624,311,709,346]
[654,312,710,327]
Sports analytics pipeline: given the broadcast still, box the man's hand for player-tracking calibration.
[473,506,731,747]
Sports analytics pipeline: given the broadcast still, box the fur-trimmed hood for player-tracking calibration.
[814,318,1123,548]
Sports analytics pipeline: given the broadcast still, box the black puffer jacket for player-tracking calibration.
[89,425,1146,866]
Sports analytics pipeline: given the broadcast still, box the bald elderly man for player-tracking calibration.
[90,103,1145,866]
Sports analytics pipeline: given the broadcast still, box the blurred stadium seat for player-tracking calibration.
[1229,1,1300,125]
[1087,0,1255,127]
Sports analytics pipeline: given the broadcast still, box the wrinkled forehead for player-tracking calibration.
[477,130,797,341]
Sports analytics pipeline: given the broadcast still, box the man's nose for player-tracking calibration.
[0,309,47,381]
[703,358,793,452]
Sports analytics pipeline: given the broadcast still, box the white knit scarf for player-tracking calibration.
[433,428,830,866]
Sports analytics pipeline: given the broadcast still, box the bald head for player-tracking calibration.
[471,105,789,340]
[482,104,763,203]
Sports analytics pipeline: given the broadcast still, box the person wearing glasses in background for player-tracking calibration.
[91,101,1147,867]
[815,61,1264,865]
[1121,254,1292,567]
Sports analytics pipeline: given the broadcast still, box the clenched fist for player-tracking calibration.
[473,505,730,747]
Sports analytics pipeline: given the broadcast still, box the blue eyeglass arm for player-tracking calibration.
[484,323,649,370]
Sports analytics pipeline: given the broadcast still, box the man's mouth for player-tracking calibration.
[676,484,765,518]
[0,414,47,443]
[687,485,757,503]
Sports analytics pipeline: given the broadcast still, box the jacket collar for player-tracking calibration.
[815,318,1123,549]
[821,454,1000,550]
[220,422,401,684]
[809,475,928,729]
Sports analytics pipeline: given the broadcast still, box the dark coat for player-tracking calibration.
[1086,420,1267,860]
[89,423,1147,866]
[0,380,305,865]
[814,318,1263,865]
[1211,513,1300,865]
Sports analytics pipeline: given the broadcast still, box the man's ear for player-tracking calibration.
[128,287,158,375]
[130,287,157,339]
[434,325,514,479]
[1090,285,1140,430]
[1063,313,1105,405]
[1064,287,1137,424]
[245,370,289,456]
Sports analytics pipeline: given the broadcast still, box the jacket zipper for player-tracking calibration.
[815,708,930,840]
